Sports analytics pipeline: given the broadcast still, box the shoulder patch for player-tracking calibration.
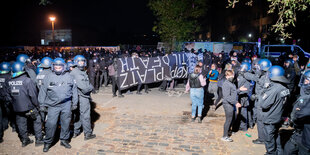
[280,89,290,97]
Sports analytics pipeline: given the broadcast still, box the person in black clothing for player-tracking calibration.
[0,62,14,143]
[221,70,244,142]
[260,66,290,155]
[8,62,44,147]
[88,53,100,94]
[284,70,310,155]
[99,56,109,87]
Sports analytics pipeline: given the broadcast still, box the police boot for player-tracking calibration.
[252,139,264,144]
[35,138,44,147]
[43,143,51,152]
[60,140,71,149]
[84,134,96,140]
[22,138,33,147]
[72,132,81,138]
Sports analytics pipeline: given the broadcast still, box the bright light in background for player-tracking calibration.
[61,39,65,42]
[248,33,252,38]
[41,39,45,45]
[49,16,56,22]
[222,37,225,41]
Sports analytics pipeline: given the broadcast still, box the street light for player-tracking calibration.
[49,16,56,51]
[222,37,225,41]
[248,33,252,38]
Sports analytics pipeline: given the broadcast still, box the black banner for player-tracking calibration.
[117,53,188,90]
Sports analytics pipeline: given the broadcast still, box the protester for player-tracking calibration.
[185,65,206,123]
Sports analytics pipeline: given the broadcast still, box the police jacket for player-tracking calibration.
[36,69,52,89]
[0,73,12,102]
[70,67,94,98]
[260,82,290,124]
[8,74,39,112]
[237,74,251,107]
[25,66,37,84]
[222,79,238,105]
[244,71,269,96]
[38,71,78,107]
[292,95,310,149]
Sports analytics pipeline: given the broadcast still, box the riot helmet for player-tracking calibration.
[268,65,289,83]
[52,58,66,75]
[0,62,11,74]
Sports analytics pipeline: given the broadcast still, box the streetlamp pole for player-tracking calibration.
[49,17,56,51]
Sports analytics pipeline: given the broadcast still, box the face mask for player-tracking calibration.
[227,77,234,82]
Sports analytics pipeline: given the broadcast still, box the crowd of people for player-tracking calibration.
[0,47,309,154]
[186,49,310,155]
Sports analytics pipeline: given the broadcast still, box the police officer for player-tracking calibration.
[0,62,13,143]
[8,61,44,147]
[67,61,75,72]
[16,54,37,84]
[36,57,53,89]
[260,66,290,155]
[36,57,53,125]
[70,55,96,140]
[236,62,251,131]
[243,59,272,145]
[38,58,78,152]
[284,70,310,155]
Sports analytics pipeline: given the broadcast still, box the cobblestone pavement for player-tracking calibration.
[0,86,265,155]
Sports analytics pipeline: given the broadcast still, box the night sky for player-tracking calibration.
[0,0,158,46]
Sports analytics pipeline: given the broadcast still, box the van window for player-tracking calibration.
[265,46,292,54]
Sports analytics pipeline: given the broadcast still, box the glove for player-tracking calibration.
[71,105,78,111]
[40,106,48,112]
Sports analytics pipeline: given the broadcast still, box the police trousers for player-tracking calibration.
[263,123,283,155]
[44,103,71,144]
[74,95,92,136]
[284,131,302,155]
[16,110,42,141]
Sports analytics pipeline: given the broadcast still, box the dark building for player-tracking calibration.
[197,0,276,43]
[40,29,72,46]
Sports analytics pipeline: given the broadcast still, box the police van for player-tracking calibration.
[262,44,310,58]
[261,44,310,65]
